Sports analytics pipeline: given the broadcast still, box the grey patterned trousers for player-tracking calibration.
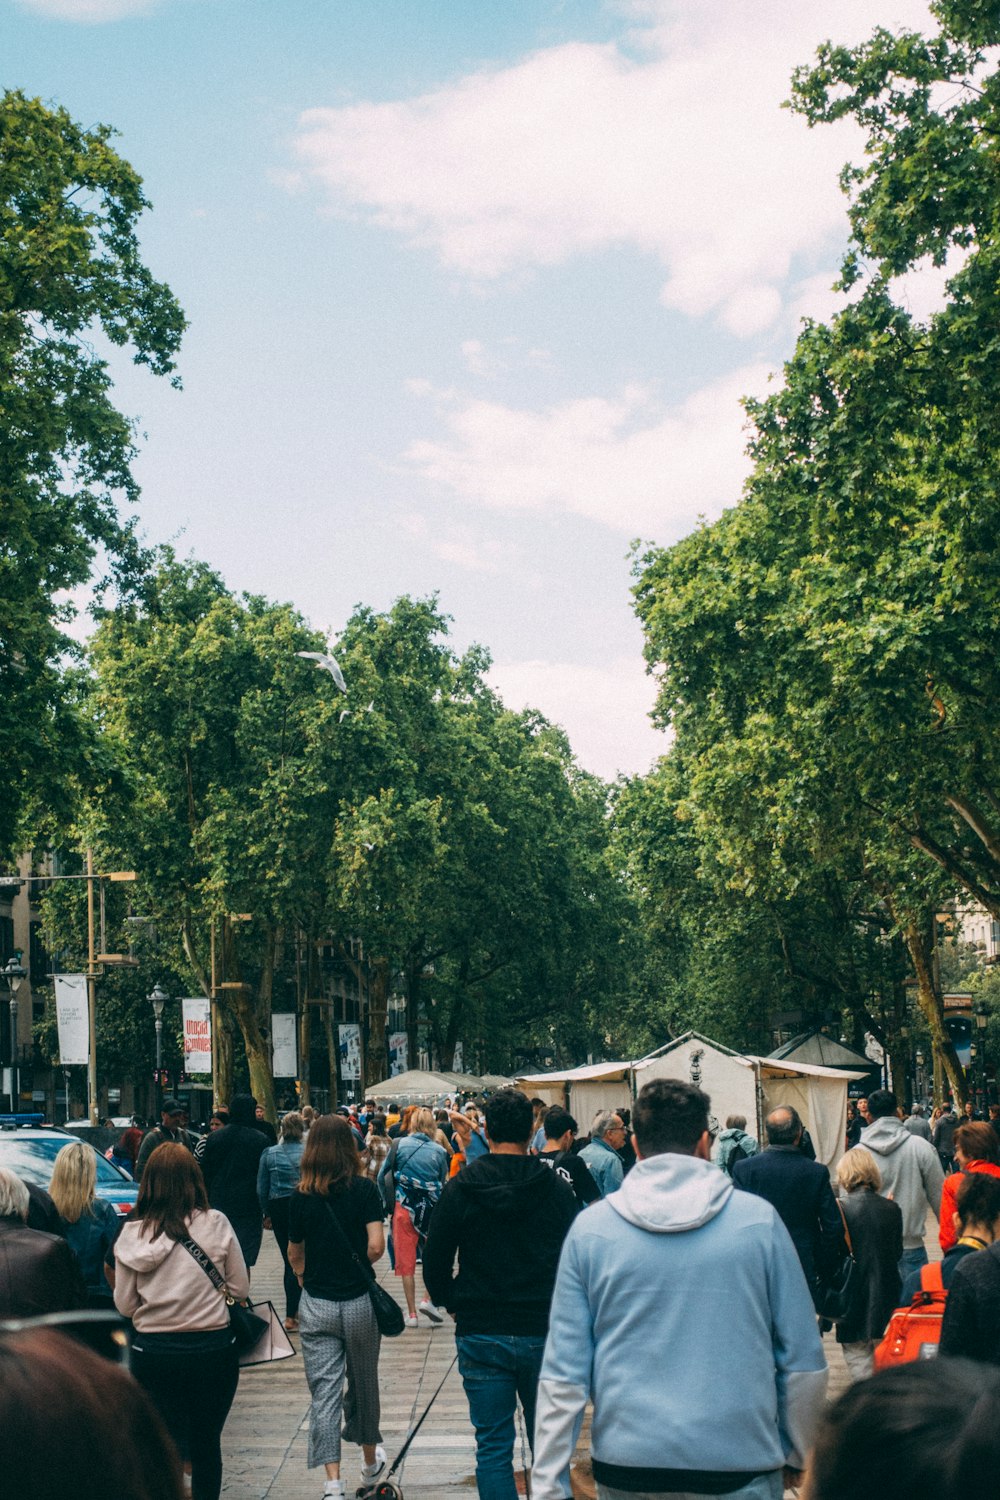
[299,1288,383,1468]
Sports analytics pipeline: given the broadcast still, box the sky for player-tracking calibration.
[5,0,938,778]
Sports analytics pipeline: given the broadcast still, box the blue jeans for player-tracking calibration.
[456,1333,546,1500]
[899,1245,928,1279]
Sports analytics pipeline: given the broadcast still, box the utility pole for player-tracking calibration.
[86,850,99,1125]
[210,919,219,1109]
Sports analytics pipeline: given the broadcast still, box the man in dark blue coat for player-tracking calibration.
[733,1105,845,1306]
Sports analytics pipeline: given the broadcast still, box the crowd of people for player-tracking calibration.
[5,1080,1000,1500]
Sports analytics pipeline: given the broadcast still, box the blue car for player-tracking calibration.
[0,1122,138,1219]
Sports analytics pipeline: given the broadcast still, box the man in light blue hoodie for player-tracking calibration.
[531,1078,828,1500]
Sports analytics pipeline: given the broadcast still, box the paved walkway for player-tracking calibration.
[222,1216,943,1499]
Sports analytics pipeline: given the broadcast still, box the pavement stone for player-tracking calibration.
[220,1210,942,1498]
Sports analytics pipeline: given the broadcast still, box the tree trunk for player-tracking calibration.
[365,960,389,1088]
[902,916,967,1107]
[298,1002,311,1107]
[215,1009,234,1108]
[324,1004,339,1110]
[227,986,276,1122]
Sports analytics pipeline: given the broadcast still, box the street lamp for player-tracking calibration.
[976,1004,990,1108]
[149,984,169,1117]
[2,953,26,1113]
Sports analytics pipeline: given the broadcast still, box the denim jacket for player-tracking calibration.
[257,1139,304,1212]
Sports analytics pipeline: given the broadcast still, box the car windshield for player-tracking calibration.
[0,1136,128,1188]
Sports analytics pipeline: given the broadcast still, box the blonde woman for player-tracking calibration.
[834,1146,903,1380]
[49,1140,120,1307]
[377,1107,447,1326]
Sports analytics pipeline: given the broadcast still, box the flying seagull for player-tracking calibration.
[296,650,347,694]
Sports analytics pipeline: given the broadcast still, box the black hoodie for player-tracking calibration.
[422,1153,576,1335]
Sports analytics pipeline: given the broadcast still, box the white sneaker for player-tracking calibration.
[361,1445,387,1481]
[419,1300,443,1324]
[321,1483,345,1498]
[403,1312,418,1327]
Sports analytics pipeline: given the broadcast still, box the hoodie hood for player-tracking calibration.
[460,1153,562,1215]
[610,1152,733,1233]
[114,1220,184,1273]
[229,1093,257,1128]
[862,1116,909,1156]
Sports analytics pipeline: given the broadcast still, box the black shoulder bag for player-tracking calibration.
[321,1191,406,1338]
[181,1237,269,1354]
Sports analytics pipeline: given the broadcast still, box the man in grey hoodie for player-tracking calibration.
[531,1078,827,1500]
[862,1089,944,1277]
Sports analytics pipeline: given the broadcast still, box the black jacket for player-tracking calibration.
[422,1153,576,1335]
[940,1242,1000,1364]
[202,1124,267,1223]
[0,1216,86,1318]
[836,1187,902,1343]
[732,1146,845,1294]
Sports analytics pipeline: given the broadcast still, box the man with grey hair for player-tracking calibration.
[732,1106,845,1306]
[579,1111,627,1198]
[0,1167,85,1317]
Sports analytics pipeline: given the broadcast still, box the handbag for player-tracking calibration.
[817,1201,858,1323]
[238,1300,296,1367]
[322,1196,406,1338]
[180,1237,271,1360]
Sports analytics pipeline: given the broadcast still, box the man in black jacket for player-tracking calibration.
[423,1088,576,1500]
[733,1105,845,1306]
[201,1093,268,1272]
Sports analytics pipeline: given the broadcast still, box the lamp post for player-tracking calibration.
[976,1004,990,1109]
[149,984,169,1118]
[915,1047,925,1104]
[2,953,27,1113]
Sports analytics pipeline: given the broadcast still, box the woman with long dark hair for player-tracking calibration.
[288,1114,387,1500]
[113,1143,249,1500]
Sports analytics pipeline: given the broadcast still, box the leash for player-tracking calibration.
[356,1353,458,1500]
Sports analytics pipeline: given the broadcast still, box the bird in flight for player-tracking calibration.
[296,651,347,694]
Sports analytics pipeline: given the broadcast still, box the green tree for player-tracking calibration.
[0,91,185,858]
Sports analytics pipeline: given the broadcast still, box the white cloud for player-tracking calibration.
[490,656,669,780]
[399,512,515,575]
[291,1,933,336]
[403,363,773,538]
[16,0,157,18]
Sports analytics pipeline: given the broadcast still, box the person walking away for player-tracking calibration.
[901,1173,1000,1300]
[939,1195,1000,1366]
[716,1114,759,1177]
[933,1102,959,1173]
[0,1168,86,1317]
[423,1089,577,1500]
[201,1093,268,1273]
[938,1121,1000,1252]
[845,1102,864,1150]
[378,1107,447,1326]
[531,1079,827,1500]
[193,1110,229,1163]
[832,1146,903,1381]
[537,1106,600,1209]
[48,1139,120,1307]
[578,1112,627,1198]
[733,1106,845,1308]
[112,1123,145,1176]
[287,1114,387,1500]
[257,1109,306,1331]
[113,1143,248,1500]
[136,1098,195,1176]
[862,1089,944,1277]
[904,1104,931,1141]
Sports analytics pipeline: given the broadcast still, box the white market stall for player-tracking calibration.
[514,1061,633,1122]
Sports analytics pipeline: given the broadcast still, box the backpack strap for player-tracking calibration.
[920,1260,944,1294]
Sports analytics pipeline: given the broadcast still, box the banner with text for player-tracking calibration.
[338,1023,361,1081]
[272,1013,298,1078]
[389,1031,408,1077]
[181,998,212,1075]
[54,975,89,1066]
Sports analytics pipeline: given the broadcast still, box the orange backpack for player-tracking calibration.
[874,1261,946,1369]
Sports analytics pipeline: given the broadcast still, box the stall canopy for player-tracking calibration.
[366,1069,463,1101]
[514,1061,633,1118]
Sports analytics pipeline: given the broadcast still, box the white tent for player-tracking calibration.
[366,1069,462,1101]
[635,1033,867,1173]
[515,1061,633,1120]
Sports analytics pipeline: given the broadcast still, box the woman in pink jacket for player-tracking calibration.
[114,1142,249,1500]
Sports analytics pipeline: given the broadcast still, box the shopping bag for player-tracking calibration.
[238,1300,297,1367]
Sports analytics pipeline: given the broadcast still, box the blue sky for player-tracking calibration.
[6,0,937,776]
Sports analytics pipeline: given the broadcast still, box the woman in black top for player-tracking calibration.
[288,1115,387,1500]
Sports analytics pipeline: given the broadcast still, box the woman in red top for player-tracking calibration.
[939,1121,1000,1251]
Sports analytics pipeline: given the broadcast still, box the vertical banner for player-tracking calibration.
[389,1031,408,1077]
[53,975,89,1066]
[181,998,212,1075]
[452,1041,464,1073]
[338,1023,361,1081]
[272,1013,298,1078]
